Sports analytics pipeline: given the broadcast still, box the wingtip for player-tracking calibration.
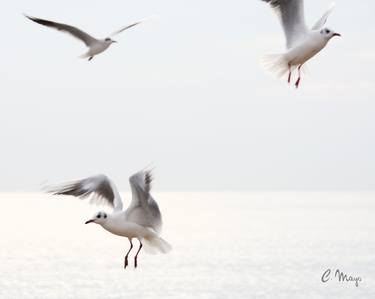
[143,165,156,183]
[142,162,156,172]
[39,180,51,193]
[42,185,59,195]
[328,2,336,11]
[133,14,158,26]
[24,14,37,22]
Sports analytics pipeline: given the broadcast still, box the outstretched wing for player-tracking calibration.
[109,20,143,37]
[25,14,97,46]
[126,170,162,233]
[47,174,123,211]
[261,0,308,49]
[311,2,335,30]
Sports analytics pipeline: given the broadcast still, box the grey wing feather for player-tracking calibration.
[311,3,335,30]
[47,174,123,211]
[261,0,308,49]
[126,170,162,233]
[25,15,97,46]
[110,20,142,37]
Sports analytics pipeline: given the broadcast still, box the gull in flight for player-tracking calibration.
[260,0,341,88]
[25,14,143,61]
[47,169,172,269]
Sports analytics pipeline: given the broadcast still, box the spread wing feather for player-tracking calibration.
[47,174,123,211]
[126,170,162,233]
[261,0,308,49]
[25,15,97,46]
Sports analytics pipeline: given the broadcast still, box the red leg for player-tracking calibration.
[295,64,302,89]
[287,63,292,84]
[124,239,133,269]
[134,241,143,269]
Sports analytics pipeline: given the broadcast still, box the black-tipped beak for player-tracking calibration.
[85,219,95,224]
[333,33,341,37]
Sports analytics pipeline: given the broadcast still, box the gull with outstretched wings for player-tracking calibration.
[260,0,340,88]
[25,14,143,61]
[47,169,171,269]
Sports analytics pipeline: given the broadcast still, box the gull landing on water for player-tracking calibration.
[47,170,172,269]
[260,0,341,88]
[25,14,143,61]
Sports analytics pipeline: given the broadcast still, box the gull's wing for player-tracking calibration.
[109,20,142,37]
[311,3,335,30]
[261,0,308,49]
[25,15,97,46]
[47,174,123,211]
[125,170,162,233]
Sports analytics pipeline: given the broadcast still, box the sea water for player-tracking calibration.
[0,192,374,299]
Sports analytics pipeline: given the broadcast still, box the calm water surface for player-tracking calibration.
[0,192,374,299]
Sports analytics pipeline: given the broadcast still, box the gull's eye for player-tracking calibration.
[104,214,107,219]
[97,214,101,218]
[325,29,330,34]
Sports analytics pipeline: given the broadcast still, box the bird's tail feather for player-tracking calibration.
[142,236,172,255]
[79,52,90,59]
[260,53,290,78]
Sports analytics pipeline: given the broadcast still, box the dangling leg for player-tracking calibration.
[287,63,292,84]
[295,64,302,88]
[88,56,93,61]
[124,239,133,269]
[134,240,143,269]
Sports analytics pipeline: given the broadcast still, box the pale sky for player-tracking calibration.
[1,0,374,191]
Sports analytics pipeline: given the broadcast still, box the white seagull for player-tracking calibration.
[47,170,172,269]
[260,0,341,88]
[25,14,143,61]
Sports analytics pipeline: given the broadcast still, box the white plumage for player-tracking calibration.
[25,14,143,61]
[47,169,171,269]
[260,0,341,88]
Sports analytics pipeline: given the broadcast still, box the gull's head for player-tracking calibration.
[104,37,117,44]
[320,27,341,40]
[85,211,108,225]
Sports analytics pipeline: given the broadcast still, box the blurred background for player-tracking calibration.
[0,0,374,191]
[0,1,374,298]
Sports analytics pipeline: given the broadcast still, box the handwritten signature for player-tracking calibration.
[321,269,361,287]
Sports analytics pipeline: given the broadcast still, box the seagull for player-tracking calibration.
[25,14,143,61]
[260,0,341,88]
[46,169,172,269]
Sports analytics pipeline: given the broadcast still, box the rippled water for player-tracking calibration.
[0,192,374,299]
